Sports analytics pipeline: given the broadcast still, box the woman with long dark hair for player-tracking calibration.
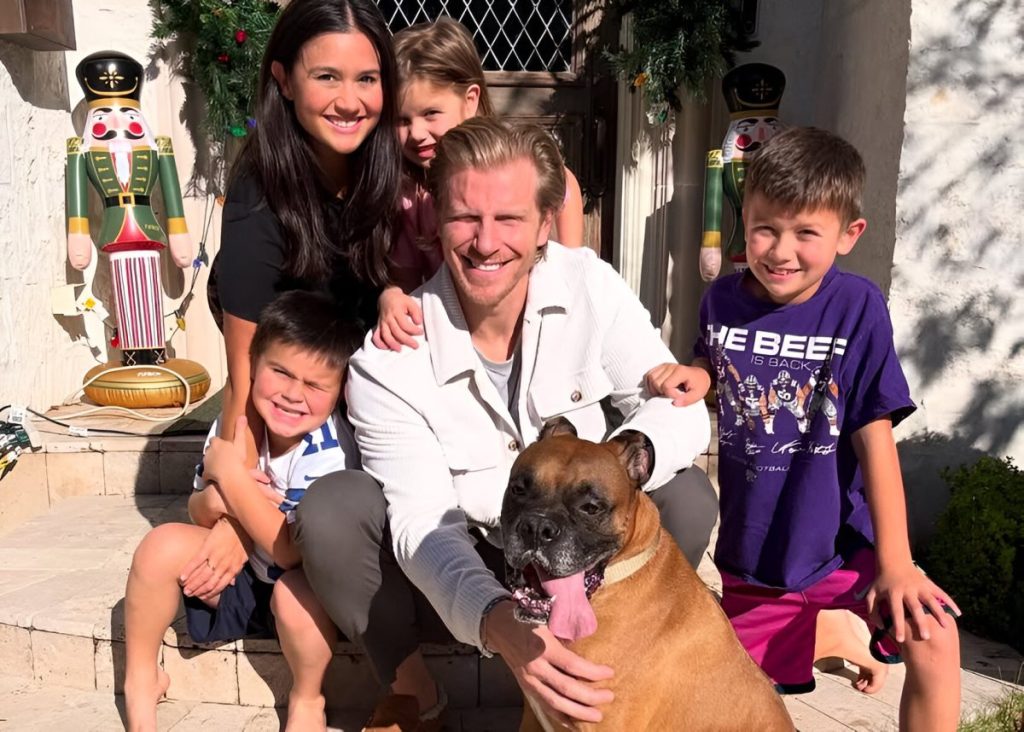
[185,0,441,727]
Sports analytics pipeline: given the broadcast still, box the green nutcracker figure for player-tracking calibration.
[67,51,209,407]
[700,63,785,281]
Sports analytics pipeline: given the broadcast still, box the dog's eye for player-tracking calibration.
[509,481,526,497]
[578,501,606,516]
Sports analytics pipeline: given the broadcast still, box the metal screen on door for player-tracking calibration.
[375,0,573,72]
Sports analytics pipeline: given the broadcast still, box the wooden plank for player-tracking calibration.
[795,671,899,731]
[782,696,855,731]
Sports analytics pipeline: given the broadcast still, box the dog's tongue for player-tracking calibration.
[536,566,597,642]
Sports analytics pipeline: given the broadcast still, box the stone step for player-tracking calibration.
[0,494,522,712]
[2,495,1021,729]
[0,404,208,535]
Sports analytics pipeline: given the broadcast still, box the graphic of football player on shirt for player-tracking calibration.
[712,345,744,426]
[803,365,841,436]
[765,369,805,435]
[737,374,769,435]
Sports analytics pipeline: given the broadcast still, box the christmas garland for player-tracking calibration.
[151,1,280,145]
[606,0,757,123]
[151,0,748,137]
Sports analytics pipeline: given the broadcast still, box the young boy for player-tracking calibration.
[692,127,962,730]
[123,290,364,732]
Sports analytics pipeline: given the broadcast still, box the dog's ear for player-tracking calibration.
[607,430,653,486]
[539,416,578,441]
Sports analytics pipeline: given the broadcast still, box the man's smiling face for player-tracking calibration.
[439,158,552,321]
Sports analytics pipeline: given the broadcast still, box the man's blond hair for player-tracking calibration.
[745,127,866,224]
[427,117,566,218]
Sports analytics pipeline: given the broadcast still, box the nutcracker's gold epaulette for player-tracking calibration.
[66,137,83,154]
[156,136,174,156]
[706,149,723,168]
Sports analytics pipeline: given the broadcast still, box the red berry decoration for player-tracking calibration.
[217,52,230,64]
[235,29,247,44]
[111,331,120,349]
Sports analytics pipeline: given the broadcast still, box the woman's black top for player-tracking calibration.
[208,173,380,331]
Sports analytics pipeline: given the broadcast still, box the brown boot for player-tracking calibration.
[362,685,447,732]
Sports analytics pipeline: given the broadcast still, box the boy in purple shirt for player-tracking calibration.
[688,127,961,730]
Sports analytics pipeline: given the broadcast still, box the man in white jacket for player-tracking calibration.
[295,118,717,730]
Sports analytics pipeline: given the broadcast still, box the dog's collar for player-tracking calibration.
[603,528,661,587]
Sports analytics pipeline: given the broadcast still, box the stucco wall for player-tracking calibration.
[0,1,224,414]
[0,41,84,411]
[886,0,1024,536]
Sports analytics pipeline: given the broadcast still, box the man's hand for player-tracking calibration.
[485,600,614,726]
[180,516,252,603]
[865,560,961,644]
[645,363,712,407]
[373,286,423,351]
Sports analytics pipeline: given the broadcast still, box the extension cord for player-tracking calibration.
[6,405,42,449]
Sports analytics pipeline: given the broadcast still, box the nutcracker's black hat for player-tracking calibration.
[722,63,785,113]
[76,51,144,108]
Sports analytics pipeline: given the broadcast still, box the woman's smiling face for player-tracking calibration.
[273,31,384,168]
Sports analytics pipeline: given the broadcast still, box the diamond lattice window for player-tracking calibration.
[375,1,573,72]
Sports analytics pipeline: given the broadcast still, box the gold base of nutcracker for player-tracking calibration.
[83,358,211,409]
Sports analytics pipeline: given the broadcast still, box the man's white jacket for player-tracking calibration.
[346,243,711,649]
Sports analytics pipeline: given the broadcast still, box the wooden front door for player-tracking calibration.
[377,0,619,260]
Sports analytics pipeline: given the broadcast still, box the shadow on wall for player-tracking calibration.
[897,430,990,550]
[0,40,71,110]
[893,0,1024,470]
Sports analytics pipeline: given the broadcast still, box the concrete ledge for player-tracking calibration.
[0,495,519,710]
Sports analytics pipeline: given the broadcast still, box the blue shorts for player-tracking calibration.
[183,563,276,644]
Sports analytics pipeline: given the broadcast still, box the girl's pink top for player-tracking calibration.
[391,178,444,289]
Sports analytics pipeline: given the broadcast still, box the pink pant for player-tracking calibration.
[720,548,900,693]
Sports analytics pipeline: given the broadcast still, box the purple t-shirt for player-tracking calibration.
[695,267,915,591]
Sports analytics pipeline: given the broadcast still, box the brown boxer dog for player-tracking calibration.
[501,418,794,731]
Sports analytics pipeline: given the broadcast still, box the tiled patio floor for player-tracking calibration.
[0,494,1020,730]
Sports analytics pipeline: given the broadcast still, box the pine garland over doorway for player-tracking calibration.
[606,0,757,123]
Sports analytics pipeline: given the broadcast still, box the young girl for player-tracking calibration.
[374,18,586,350]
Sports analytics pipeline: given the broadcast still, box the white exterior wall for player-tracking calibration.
[885,0,1024,534]
[0,1,225,413]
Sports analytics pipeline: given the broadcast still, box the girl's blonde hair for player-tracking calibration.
[393,17,495,116]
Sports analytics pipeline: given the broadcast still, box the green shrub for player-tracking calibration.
[958,690,1024,732]
[923,456,1024,653]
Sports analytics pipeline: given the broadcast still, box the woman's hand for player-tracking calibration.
[373,286,423,351]
[180,516,252,604]
[202,416,250,488]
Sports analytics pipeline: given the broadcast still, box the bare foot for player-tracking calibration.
[853,660,888,694]
[124,667,170,732]
[286,694,327,732]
